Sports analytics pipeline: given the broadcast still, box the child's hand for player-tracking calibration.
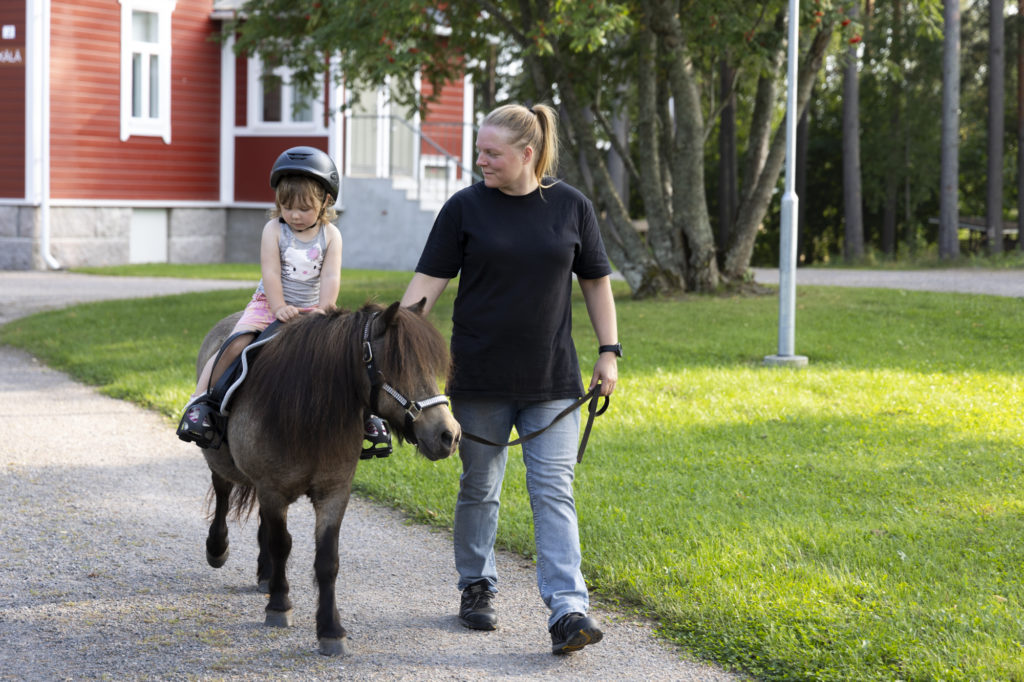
[274,304,300,322]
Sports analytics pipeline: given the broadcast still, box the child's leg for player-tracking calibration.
[209,331,258,390]
[191,327,260,398]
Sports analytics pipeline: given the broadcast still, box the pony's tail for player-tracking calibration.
[204,483,259,523]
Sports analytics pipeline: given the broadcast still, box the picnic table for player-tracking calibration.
[929,216,1019,251]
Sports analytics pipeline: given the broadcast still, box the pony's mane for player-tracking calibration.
[241,302,449,463]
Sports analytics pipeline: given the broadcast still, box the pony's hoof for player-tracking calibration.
[265,609,293,628]
[257,579,270,594]
[318,637,351,657]
[206,548,229,568]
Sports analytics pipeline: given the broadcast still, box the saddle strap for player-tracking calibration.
[461,384,609,463]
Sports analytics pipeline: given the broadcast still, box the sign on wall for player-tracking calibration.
[1,24,23,67]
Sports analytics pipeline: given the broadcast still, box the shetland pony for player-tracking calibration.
[196,300,460,656]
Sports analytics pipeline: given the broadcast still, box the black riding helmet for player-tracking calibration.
[269,146,340,200]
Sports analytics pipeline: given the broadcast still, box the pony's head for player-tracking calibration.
[360,299,460,461]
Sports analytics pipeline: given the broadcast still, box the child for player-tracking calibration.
[177,146,390,455]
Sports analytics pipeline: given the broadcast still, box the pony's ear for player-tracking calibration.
[405,297,427,316]
[381,300,402,328]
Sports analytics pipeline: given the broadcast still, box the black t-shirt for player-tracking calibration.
[416,180,612,400]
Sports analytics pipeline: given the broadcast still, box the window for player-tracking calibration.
[119,0,175,143]
[249,55,322,130]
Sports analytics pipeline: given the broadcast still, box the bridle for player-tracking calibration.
[361,312,450,445]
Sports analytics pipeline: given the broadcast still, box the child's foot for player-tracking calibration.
[360,414,392,459]
[176,393,225,449]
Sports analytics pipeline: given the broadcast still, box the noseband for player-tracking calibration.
[362,312,450,445]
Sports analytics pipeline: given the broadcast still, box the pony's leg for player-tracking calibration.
[206,472,232,568]
[255,511,271,593]
[311,493,351,656]
[260,501,294,627]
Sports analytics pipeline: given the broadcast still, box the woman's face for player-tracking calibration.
[475,125,535,195]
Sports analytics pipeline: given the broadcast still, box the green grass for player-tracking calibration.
[4,265,1024,681]
[72,263,263,279]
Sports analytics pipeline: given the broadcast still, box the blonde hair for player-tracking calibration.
[269,175,338,223]
[481,103,560,189]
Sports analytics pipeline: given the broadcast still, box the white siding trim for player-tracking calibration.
[219,30,235,203]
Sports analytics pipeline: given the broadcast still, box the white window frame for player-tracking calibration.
[118,0,176,143]
[247,54,326,132]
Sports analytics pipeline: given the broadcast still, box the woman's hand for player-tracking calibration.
[590,354,618,396]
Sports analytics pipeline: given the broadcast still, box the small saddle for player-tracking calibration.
[209,321,282,416]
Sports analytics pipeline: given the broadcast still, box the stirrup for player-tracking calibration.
[176,395,225,449]
[360,414,392,459]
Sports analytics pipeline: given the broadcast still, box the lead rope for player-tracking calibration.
[460,384,609,463]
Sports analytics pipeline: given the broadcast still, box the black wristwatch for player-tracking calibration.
[599,343,623,358]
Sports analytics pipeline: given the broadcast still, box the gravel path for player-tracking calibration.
[750,266,1024,297]
[0,271,738,681]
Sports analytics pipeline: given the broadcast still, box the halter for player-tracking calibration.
[362,311,450,445]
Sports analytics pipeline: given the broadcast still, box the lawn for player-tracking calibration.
[2,265,1022,681]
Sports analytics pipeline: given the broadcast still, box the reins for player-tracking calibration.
[461,384,609,463]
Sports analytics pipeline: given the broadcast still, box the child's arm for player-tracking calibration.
[259,220,298,322]
[318,224,343,311]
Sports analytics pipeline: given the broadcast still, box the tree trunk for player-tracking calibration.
[717,60,738,260]
[1018,0,1024,251]
[608,107,630,213]
[842,2,865,262]
[987,0,1005,254]
[724,26,835,279]
[939,0,961,259]
[643,0,720,291]
[796,99,810,263]
[881,0,904,257]
[739,13,786,213]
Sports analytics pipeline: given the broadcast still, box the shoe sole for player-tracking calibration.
[552,625,603,654]
[458,616,497,631]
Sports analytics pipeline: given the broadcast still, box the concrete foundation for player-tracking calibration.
[1,177,442,272]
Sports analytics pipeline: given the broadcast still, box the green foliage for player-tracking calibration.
[3,268,1023,679]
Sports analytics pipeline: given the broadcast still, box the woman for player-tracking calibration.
[400,103,620,654]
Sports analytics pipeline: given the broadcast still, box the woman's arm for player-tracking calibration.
[400,272,451,314]
[317,224,343,310]
[578,275,619,396]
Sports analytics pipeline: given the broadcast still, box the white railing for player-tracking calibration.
[346,115,480,209]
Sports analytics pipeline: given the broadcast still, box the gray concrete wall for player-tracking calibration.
[168,208,227,264]
[0,206,39,270]
[336,177,438,272]
[1,179,439,272]
[225,208,268,263]
[49,206,132,268]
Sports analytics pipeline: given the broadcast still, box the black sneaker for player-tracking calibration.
[176,394,224,449]
[360,414,393,459]
[458,580,497,630]
[549,612,603,654]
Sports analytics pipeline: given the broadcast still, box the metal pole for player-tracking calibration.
[765,0,808,367]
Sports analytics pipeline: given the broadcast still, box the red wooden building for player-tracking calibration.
[0,0,474,271]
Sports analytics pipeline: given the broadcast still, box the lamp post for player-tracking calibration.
[764,0,809,368]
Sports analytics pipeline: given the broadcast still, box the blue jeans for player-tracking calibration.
[452,397,588,627]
